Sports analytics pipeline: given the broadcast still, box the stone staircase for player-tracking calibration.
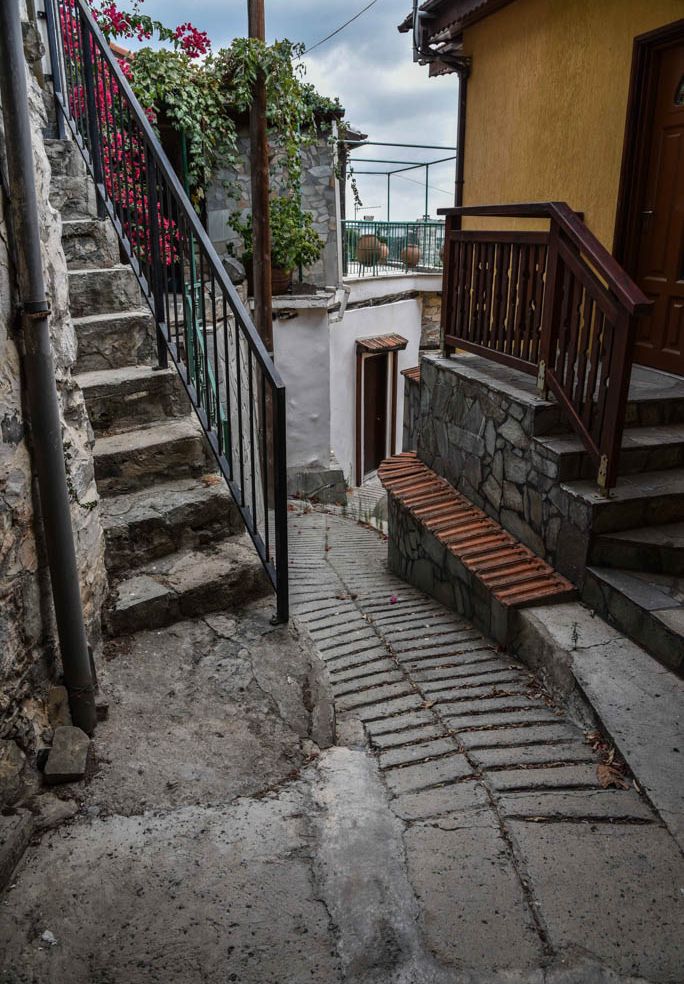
[47,138,271,636]
[531,375,684,675]
[412,355,684,676]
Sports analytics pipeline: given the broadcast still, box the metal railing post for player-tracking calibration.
[78,6,105,218]
[145,154,169,368]
[273,385,289,624]
[43,0,66,139]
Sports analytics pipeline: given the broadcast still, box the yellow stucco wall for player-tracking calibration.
[461,0,684,247]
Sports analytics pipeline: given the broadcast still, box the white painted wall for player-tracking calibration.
[346,273,442,305]
[329,297,423,484]
[273,308,331,470]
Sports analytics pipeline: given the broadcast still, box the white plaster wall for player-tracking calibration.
[274,308,331,470]
[329,297,423,484]
[345,273,443,305]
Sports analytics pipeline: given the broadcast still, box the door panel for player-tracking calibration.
[363,354,388,477]
[634,42,684,374]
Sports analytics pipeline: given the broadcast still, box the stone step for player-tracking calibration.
[46,138,97,219]
[77,366,187,436]
[73,309,155,373]
[61,218,120,270]
[106,536,271,635]
[583,567,684,676]
[624,366,684,428]
[93,418,209,496]
[534,424,684,482]
[562,468,684,536]
[68,266,143,319]
[101,476,243,575]
[591,523,684,577]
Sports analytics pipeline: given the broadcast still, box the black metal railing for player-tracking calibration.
[342,219,445,278]
[47,0,289,620]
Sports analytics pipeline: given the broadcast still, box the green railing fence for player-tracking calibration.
[342,220,445,278]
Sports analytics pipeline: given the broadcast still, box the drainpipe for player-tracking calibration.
[0,1,96,735]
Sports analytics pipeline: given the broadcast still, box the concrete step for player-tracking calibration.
[73,309,155,373]
[624,366,684,428]
[106,536,271,635]
[101,476,243,575]
[562,468,684,536]
[583,567,684,676]
[77,366,187,436]
[534,424,684,482]
[46,138,97,219]
[61,217,120,270]
[93,418,209,496]
[68,266,143,318]
[591,523,684,577]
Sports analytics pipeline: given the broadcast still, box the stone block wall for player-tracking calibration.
[420,291,441,351]
[418,355,591,583]
[0,49,106,746]
[402,376,420,452]
[206,128,339,288]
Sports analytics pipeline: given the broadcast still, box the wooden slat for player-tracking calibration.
[378,454,574,610]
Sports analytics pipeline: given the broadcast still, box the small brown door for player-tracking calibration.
[363,354,388,477]
[633,42,684,374]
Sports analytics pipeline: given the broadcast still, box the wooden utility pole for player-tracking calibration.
[248,0,273,351]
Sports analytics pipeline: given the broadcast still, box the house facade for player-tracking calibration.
[389,0,684,672]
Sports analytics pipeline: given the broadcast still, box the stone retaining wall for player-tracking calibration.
[0,42,106,746]
[420,291,441,350]
[418,355,591,582]
[207,129,339,288]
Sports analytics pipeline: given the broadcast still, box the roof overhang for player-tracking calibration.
[399,0,516,73]
[357,334,409,354]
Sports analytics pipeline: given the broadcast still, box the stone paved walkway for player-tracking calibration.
[289,507,684,983]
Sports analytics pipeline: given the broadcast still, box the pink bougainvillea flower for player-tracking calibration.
[390,595,398,604]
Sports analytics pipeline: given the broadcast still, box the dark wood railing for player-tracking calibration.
[438,203,652,491]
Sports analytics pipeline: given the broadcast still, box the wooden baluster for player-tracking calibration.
[538,219,564,397]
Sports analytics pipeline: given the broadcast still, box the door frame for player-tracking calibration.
[613,18,684,274]
[355,349,399,485]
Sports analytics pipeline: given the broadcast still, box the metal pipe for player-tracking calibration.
[0,0,97,734]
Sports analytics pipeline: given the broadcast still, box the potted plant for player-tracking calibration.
[230,196,324,295]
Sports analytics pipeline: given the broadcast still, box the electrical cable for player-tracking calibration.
[302,0,381,56]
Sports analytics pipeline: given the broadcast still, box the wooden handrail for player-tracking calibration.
[438,202,651,316]
[438,201,654,490]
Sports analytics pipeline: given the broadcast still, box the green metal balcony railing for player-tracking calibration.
[342,220,445,278]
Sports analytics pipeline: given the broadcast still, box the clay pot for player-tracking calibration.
[356,234,381,266]
[271,266,293,295]
[378,242,389,262]
[401,243,421,268]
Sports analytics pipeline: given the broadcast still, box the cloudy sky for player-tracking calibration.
[136,0,460,220]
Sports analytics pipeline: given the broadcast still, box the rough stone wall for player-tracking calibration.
[420,292,442,351]
[402,377,420,452]
[417,355,589,582]
[206,128,339,288]
[0,48,107,745]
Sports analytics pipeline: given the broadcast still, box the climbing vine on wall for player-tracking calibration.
[88,0,344,201]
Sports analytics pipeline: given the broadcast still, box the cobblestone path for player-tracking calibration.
[289,507,684,982]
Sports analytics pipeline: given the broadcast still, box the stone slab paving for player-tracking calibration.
[289,507,684,983]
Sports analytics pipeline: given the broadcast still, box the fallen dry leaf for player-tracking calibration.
[597,763,629,789]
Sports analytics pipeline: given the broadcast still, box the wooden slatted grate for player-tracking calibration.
[378,451,575,608]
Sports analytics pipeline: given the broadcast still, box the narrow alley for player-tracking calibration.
[1,507,682,984]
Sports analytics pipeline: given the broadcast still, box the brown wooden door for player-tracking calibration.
[633,42,684,374]
[363,354,388,477]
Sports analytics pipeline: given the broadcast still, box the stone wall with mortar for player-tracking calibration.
[207,128,340,289]
[417,355,591,583]
[402,376,420,452]
[420,291,441,351]
[0,42,107,746]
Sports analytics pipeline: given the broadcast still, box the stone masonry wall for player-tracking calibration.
[207,128,339,288]
[0,42,107,745]
[420,291,441,351]
[418,355,590,583]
